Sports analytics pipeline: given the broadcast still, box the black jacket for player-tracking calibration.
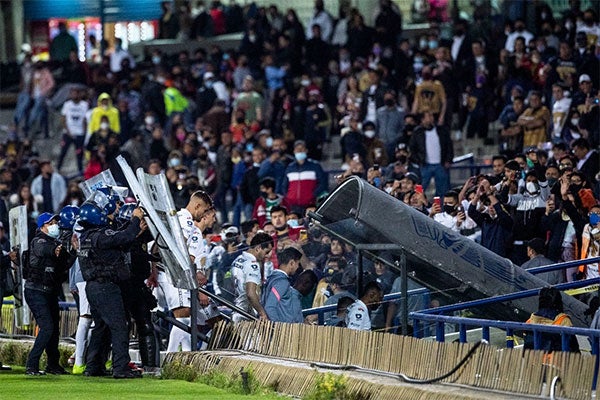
[26,231,68,293]
[409,124,454,166]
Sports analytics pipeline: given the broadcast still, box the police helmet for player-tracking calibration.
[78,202,108,226]
[59,205,80,229]
[97,186,118,215]
[117,203,136,222]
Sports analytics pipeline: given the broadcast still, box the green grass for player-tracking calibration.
[1,367,285,400]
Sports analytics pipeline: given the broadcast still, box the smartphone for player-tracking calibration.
[433,196,441,206]
[373,164,379,171]
[415,184,423,194]
[299,229,308,241]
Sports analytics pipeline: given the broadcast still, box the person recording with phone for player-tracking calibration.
[429,190,477,234]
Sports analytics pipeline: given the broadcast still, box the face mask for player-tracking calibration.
[571,118,579,126]
[443,205,456,214]
[364,130,376,138]
[287,219,299,228]
[231,157,241,164]
[569,184,582,194]
[205,81,213,89]
[419,39,428,49]
[152,56,161,65]
[295,152,307,162]
[253,162,260,167]
[236,117,244,124]
[547,177,557,187]
[168,158,181,167]
[265,137,273,147]
[384,99,395,107]
[145,116,155,126]
[31,210,39,219]
[100,122,109,130]
[404,124,415,133]
[260,190,268,198]
[301,79,310,87]
[384,186,393,194]
[372,46,381,55]
[526,181,540,194]
[47,224,60,238]
[589,213,600,226]
[198,154,208,161]
[428,40,438,49]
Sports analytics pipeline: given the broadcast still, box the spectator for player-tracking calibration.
[409,111,453,197]
[159,1,179,39]
[521,238,564,285]
[25,62,55,139]
[499,95,525,157]
[374,0,403,47]
[411,65,447,126]
[505,18,534,52]
[517,91,551,148]
[88,93,120,136]
[58,88,88,174]
[282,140,327,213]
[572,138,599,187]
[305,24,330,74]
[579,204,600,280]
[232,76,263,125]
[306,0,333,43]
[376,89,405,158]
[31,161,67,214]
[468,179,513,257]
[550,83,572,143]
[252,177,289,228]
[49,22,77,63]
[109,38,135,73]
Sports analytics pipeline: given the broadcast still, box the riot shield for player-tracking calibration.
[9,206,31,328]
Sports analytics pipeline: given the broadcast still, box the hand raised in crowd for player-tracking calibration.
[71,234,79,251]
[139,218,148,232]
[545,195,555,216]
[8,250,17,263]
[54,244,62,257]
[429,202,441,217]
[132,207,145,220]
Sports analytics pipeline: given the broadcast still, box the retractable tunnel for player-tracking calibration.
[313,176,589,327]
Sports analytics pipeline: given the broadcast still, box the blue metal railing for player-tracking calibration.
[303,288,430,326]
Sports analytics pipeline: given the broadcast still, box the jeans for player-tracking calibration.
[57,134,85,173]
[85,281,131,375]
[27,96,49,137]
[232,192,253,228]
[25,288,60,371]
[14,91,31,131]
[421,163,450,197]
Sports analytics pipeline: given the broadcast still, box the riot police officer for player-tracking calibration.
[117,203,160,370]
[76,196,147,379]
[25,213,72,375]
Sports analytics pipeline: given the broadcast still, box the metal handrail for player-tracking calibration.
[527,256,600,275]
[302,288,430,325]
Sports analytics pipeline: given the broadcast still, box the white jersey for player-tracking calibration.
[231,251,261,317]
[61,100,89,136]
[178,208,208,271]
[345,299,371,331]
[552,97,571,138]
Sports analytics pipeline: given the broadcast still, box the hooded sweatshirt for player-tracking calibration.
[88,93,120,135]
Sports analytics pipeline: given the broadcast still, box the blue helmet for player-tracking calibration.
[97,187,118,215]
[117,203,136,222]
[59,205,80,229]
[78,202,108,226]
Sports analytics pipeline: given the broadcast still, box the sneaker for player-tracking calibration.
[72,364,86,375]
[0,364,11,371]
[45,366,69,375]
[105,360,112,370]
[25,369,46,376]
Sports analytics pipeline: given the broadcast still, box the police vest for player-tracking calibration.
[78,228,130,282]
[28,234,61,290]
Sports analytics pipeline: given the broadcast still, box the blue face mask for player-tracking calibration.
[590,213,600,226]
[295,152,307,162]
[265,137,273,148]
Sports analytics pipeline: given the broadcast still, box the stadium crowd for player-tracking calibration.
[0,0,599,375]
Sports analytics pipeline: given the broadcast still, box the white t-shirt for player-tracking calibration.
[61,100,89,136]
[552,97,571,138]
[231,251,261,316]
[346,299,371,331]
[425,127,442,164]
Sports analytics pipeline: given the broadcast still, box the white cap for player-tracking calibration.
[579,74,591,83]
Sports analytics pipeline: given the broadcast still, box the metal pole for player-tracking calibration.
[99,0,106,55]
[357,249,363,296]
[400,253,408,336]
[190,263,199,350]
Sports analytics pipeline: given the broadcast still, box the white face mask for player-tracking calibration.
[145,116,155,126]
[364,130,376,138]
[100,122,109,130]
[384,186,393,194]
[526,181,540,195]
[47,224,60,238]
[571,118,579,126]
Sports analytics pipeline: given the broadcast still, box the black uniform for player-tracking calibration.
[77,217,141,378]
[120,229,159,368]
[24,230,70,374]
